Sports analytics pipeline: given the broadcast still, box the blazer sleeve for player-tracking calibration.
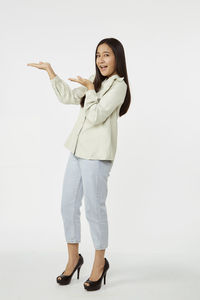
[50,74,95,105]
[84,80,127,125]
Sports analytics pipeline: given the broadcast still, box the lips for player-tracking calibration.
[100,66,108,70]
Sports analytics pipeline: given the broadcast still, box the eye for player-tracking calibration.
[96,54,109,58]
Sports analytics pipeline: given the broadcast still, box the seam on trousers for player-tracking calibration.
[96,160,101,248]
[72,175,82,242]
[97,160,106,249]
[71,155,82,242]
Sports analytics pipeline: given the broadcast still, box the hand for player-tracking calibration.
[68,75,94,90]
[27,61,51,71]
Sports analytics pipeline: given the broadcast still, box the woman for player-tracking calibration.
[27,37,131,291]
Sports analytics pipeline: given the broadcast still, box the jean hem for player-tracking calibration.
[66,241,80,243]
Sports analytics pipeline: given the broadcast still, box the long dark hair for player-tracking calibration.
[80,38,131,117]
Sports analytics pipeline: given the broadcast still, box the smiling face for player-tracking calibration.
[96,43,117,78]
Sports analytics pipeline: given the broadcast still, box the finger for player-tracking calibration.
[77,75,83,80]
[68,78,79,82]
[27,63,39,67]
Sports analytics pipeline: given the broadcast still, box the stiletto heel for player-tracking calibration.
[56,253,84,285]
[104,272,106,285]
[77,266,81,279]
[83,257,109,291]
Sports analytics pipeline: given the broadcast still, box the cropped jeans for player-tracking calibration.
[60,152,113,250]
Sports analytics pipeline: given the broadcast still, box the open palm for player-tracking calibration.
[27,61,50,70]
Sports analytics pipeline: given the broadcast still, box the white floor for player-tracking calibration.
[0,251,199,300]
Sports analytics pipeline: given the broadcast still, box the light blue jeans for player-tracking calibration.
[60,152,113,250]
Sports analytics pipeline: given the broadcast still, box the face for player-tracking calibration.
[96,43,117,77]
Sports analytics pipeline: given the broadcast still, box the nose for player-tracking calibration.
[99,59,105,65]
[97,56,105,63]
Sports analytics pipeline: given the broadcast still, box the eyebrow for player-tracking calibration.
[96,51,110,54]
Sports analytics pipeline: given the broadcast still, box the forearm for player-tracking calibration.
[50,74,86,105]
[46,65,57,80]
[84,82,127,125]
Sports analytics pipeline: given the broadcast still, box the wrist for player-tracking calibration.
[47,65,56,80]
[87,84,94,90]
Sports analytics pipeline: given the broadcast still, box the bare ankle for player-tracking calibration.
[68,254,79,262]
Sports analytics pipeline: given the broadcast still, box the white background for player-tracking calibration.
[0,0,200,299]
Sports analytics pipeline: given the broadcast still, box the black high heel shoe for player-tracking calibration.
[56,253,84,285]
[83,257,109,291]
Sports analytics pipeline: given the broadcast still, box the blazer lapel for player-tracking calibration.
[88,73,124,98]
[101,74,124,95]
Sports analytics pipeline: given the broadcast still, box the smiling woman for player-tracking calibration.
[27,37,131,292]
[96,43,117,77]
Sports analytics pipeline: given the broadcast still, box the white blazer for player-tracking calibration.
[50,73,127,161]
